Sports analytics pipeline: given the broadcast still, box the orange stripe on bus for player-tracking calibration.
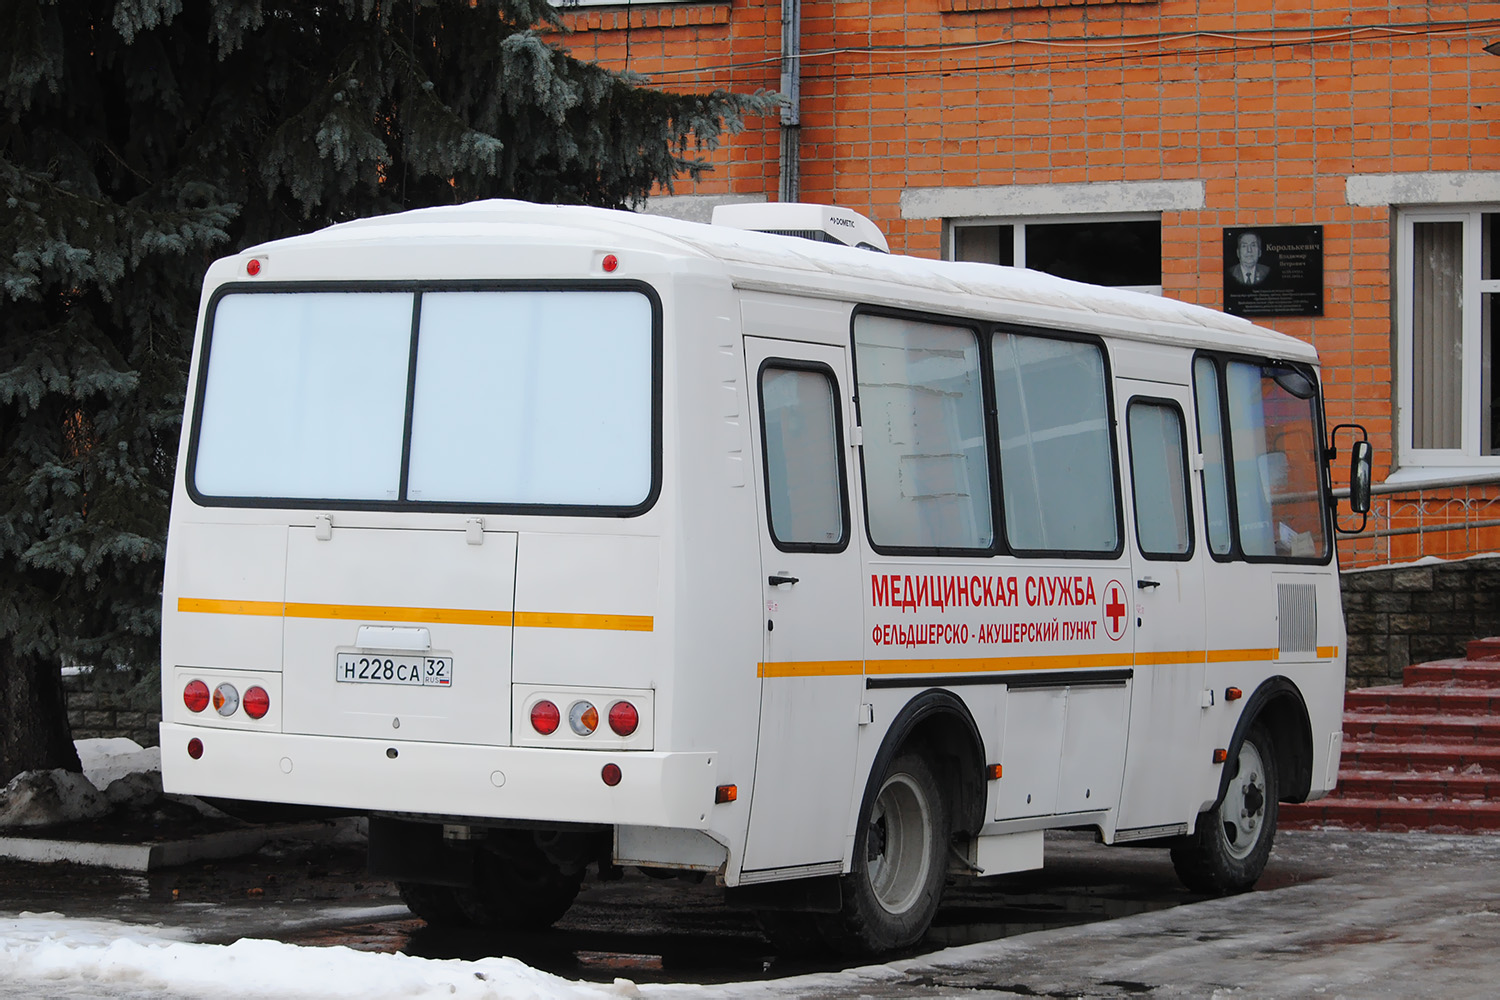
[513,611,654,632]
[1134,649,1207,666]
[1206,648,1279,663]
[867,652,1135,675]
[1317,645,1340,659]
[177,598,283,617]
[178,598,652,632]
[758,660,865,678]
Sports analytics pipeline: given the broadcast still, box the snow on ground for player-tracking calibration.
[77,738,162,790]
[0,913,659,1000]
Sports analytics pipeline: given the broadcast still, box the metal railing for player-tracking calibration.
[1334,472,1500,563]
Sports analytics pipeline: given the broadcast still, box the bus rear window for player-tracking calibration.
[190,287,656,511]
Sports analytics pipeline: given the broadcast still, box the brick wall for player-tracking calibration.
[1342,556,1500,688]
[63,668,161,749]
[557,0,1500,569]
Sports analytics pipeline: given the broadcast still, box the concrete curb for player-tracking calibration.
[0,819,357,872]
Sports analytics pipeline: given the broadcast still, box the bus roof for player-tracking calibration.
[240,200,1318,363]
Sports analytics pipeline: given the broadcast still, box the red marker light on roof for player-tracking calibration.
[602,254,619,273]
[246,259,261,276]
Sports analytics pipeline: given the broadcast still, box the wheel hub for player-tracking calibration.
[1221,740,1269,860]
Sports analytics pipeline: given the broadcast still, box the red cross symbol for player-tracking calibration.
[1103,581,1128,641]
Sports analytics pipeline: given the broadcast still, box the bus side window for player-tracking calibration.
[760,365,847,549]
[1127,401,1193,558]
[853,314,993,551]
[992,333,1119,555]
[1192,357,1234,556]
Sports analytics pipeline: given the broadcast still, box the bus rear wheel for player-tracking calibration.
[396,881,471,926]
[821,751,949,956]
[1171,722,1279,894]
[455,832,585,930]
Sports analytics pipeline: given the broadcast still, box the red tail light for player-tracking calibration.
[243,686,270,720]
[607,701,639,736]
[530,700,560,735]
[183,680,210,713]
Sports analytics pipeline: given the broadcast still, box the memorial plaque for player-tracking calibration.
[1223,225,1323,318]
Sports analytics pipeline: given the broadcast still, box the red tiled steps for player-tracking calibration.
[1280,637,1500,833]
[1280,797,1500,834]
[1403,660,1500,687]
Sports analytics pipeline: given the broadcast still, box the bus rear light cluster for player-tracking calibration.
[182,678,270,721]
[529,698,641,738]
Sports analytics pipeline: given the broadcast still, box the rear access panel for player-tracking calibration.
[280,525,518,746]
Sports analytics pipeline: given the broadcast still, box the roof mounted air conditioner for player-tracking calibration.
[710,203,889,253]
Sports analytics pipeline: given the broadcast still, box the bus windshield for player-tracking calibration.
[190,288,656,510]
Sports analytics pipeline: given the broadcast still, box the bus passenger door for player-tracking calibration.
[1114,381,1211,836]
[740,337,866,874]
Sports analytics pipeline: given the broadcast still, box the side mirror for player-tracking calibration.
[1349,440,1373,515]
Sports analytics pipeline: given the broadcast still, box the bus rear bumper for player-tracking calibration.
[158,724,721,830]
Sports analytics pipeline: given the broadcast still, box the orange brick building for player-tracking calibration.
[556,0,1500,568]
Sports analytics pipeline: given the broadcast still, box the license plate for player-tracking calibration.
[336,653,453,687]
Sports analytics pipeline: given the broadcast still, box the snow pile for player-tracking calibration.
[0,771,110,828]
[78,737,161,788]
[0,914,652,1000]
[0,738,219,830]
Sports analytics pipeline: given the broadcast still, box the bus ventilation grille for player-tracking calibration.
[1277,583,1317,654]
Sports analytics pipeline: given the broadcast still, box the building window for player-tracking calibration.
[951,215,1162,294]
[1398,208,1500,468]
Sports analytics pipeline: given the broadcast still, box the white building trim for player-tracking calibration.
[900,180,1206,220]
[1346,171,1500,207]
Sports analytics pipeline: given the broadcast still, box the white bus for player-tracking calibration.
[160,200,1372,955]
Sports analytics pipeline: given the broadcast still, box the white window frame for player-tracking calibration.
[947,212,1164,296]
[1396,206,1500,471]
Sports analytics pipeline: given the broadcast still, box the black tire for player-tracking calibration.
[820,751,949,956]
[396,881,471,926]
[455,831,584,930]
[1172,722,1279,894]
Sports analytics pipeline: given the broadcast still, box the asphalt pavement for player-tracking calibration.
[2,827,1498,998]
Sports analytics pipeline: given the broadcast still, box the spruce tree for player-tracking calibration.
[0,0,766,783]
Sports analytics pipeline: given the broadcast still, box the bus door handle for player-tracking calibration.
[768,575,800,587]
[1136,578,1161,590]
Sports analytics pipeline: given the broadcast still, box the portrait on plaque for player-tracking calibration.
[1222,225,1323,318]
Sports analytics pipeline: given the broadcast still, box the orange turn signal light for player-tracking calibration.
[1213,748,1229,764]
[986,764,1003,780]
[1225,687,1243,702]
[715,784,737,804]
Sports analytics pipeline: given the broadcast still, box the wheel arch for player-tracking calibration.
[862,689,987,837]
[1222,676,1314,805]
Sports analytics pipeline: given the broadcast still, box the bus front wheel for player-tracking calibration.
[1171,722,1279,894]
[822,751,949,956]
